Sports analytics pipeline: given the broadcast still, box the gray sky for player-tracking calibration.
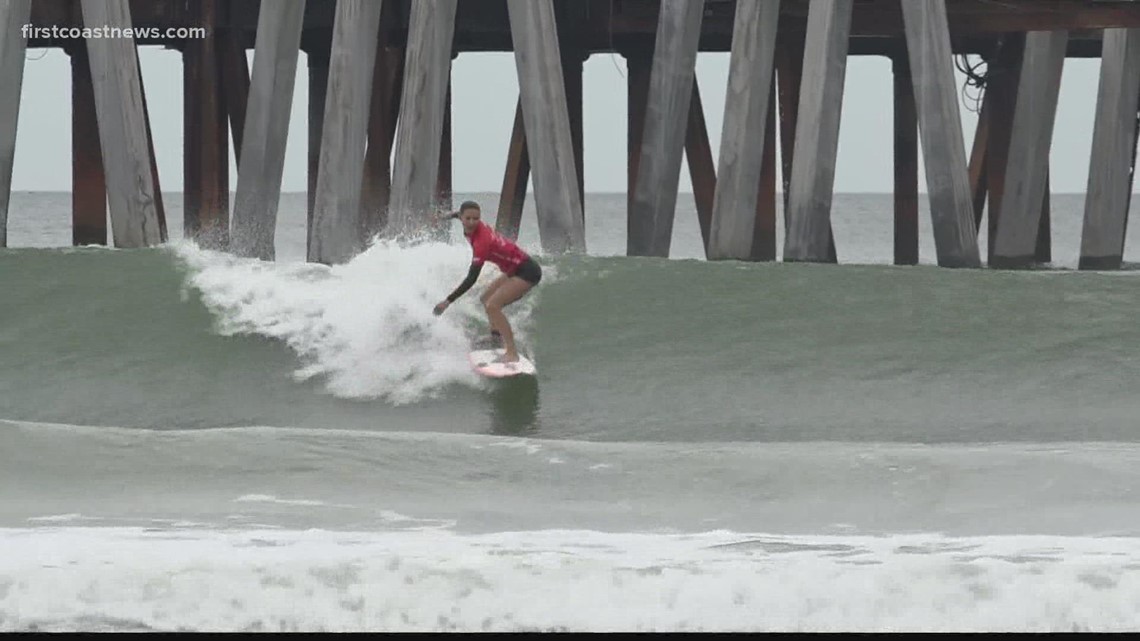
[10,46,1125,194]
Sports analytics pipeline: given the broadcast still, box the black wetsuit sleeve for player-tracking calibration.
[446,262,483,303]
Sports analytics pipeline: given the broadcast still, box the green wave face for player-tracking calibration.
[3,244,1140,443]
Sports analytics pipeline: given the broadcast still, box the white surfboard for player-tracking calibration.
[468,349,537,378]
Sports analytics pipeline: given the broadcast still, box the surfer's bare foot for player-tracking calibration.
[496,352,520,364]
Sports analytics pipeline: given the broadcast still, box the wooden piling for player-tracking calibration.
[783,0,853,263]
[968,89,990,231]
[775,29,837,261]
[625,48,651,232]
[495,98,529,240]
[310,0,383,265]
[751,84,778,262]
[983,34,1024,263]
[707,0,779,261]
[231,0,305,260]
[893,55,919,266]
[991,30,1068,269]
[1127,85,1140,242]
[900,0,981,267]
[1037,171,1051,263]
[388,0,456,236]
[0,0,30,248]
[183,0,228,249]
[562,50,585,210]
[306,47,328,256]
[80,0,161,248]
[628,0,704,257]
[507,0,586,253]
[69,43,106,246]
[1079,28,1140,270]
[361,44,404,237]
[136,53,167,243]
[436,78,452,213]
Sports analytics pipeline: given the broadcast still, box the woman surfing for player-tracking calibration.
[433,201,542,364]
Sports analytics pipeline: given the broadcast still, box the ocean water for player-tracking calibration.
[3,191,1140,632]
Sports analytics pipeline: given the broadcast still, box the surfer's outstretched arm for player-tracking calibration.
[434,263,484,315]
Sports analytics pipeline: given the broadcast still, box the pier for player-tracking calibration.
[1,0,1139,268]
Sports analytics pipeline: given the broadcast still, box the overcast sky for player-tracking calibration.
[9,46,1128,194]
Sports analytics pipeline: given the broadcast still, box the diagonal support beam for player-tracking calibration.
[310,0,384,265]
[495,98,530,240]
[507,0,586,254]
[783,0,853,263]
[222,33,249,167]
[231,0,306,260]
[893,56,919,266]
[900,0,981,267]
[0,0,30,248]
[991,30,1068,268]
[983,34,1024,263]
[685,79,716,255]
[388,0,455,236]
[708,0,780,261]
[80,0,161,248]
[968,87,990,232]
[628,0,704,257]
[136,50,167,243]
[1079,28,1140,270]
[776,29,837,261]
[361,44,404,237]
[69,42,106,247]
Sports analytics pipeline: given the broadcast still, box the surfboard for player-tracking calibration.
[468,348,537,378]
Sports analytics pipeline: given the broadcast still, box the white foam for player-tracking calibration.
[23,514,92,523]
[232,495,346,508]
[486,440,542,454]
[173,239,542,404]
[3,527,1140,632]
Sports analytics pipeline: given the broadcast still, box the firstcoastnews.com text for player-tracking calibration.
[21,25,207,40]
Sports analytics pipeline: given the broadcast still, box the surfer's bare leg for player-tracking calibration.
[483,277,533,362]
[478,274,510,347]
[480,273,510,307]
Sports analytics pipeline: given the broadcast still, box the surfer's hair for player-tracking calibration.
[458,201,480,214]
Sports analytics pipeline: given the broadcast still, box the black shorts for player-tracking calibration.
[513,257,542,285]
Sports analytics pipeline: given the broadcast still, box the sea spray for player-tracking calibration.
[175,238,541,403]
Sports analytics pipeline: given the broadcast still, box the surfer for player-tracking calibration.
[432,201,542,364]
